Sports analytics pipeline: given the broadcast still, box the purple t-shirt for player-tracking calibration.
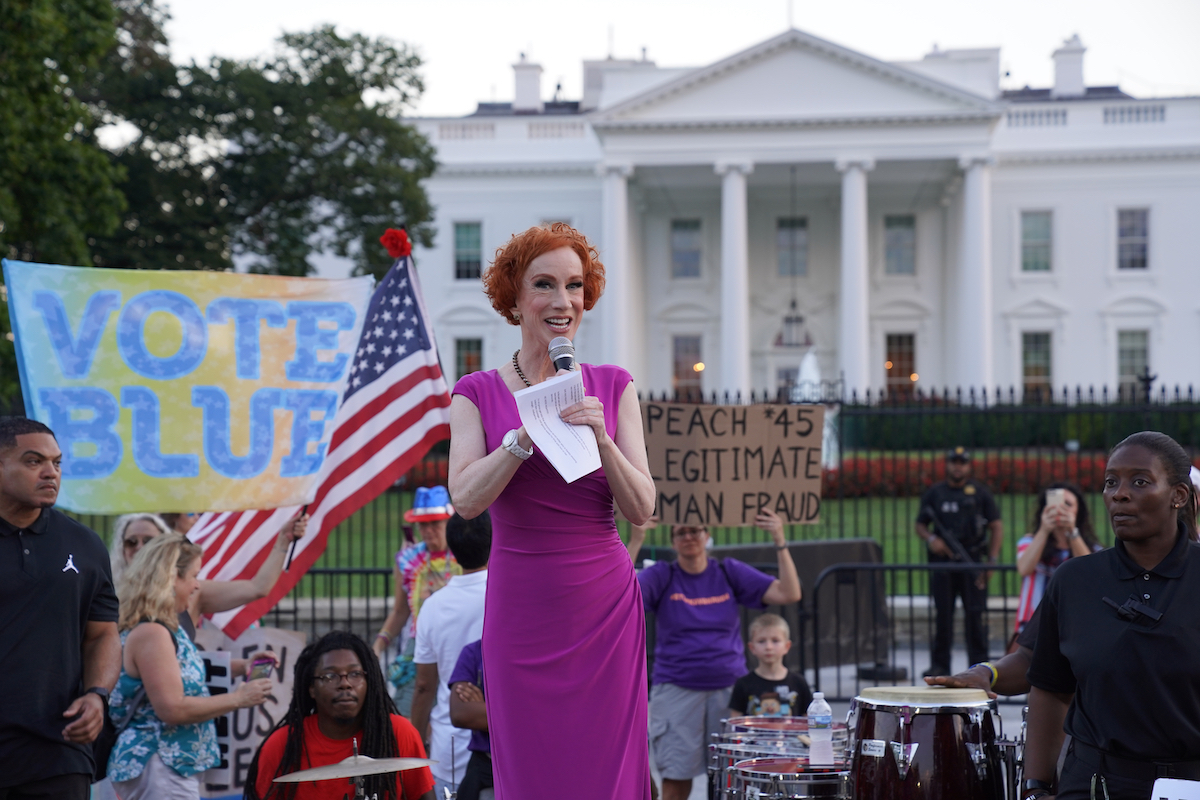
[448,639,489,754]
[638,557,775,690]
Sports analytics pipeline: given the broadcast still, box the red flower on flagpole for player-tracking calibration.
[380,227,411,258]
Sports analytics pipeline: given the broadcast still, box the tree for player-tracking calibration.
[0,0,126,407]
[89,11,437,279]
[0,0,126,265]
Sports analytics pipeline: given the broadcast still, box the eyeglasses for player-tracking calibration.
[123,535,156,549]
[314,670,367,686]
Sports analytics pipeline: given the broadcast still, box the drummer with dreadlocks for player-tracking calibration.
[245,631,435,799]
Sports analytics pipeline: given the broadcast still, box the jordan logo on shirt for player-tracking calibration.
[62,554,79,574]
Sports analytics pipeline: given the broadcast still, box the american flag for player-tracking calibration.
[188,254,452,638]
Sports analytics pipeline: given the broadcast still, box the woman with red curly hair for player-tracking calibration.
[449,224,656,799]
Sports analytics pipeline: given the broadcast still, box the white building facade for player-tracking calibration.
[410,30,1200,400]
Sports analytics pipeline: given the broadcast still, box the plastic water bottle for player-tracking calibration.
[807,691,834,766]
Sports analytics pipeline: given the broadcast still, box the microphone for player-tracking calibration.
[549,337,576,372]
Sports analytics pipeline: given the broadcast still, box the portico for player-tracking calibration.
[588,29,1002,396]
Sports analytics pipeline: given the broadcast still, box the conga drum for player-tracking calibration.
[849,686,1002,800]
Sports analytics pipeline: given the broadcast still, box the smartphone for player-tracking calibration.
[1046,488,1067,509]
[248,655,274,681]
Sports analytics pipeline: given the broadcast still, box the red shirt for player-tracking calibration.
[254,714,434,799]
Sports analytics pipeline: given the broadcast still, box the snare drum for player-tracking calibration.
[729,756,850,799]
[849,686,1003,800]
[710,742,809,799]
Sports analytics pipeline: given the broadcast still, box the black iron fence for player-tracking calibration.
[58,384,1200,682]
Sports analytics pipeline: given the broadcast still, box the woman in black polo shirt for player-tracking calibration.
[1023,431,1200,800]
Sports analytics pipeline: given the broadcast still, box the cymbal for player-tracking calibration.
[273,755,437,782]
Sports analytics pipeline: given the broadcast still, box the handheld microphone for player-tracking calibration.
[549,337,576,372]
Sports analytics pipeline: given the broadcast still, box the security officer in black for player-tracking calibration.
[915,447,1003,677]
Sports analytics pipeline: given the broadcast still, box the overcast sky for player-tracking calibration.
[163,0,1200,117]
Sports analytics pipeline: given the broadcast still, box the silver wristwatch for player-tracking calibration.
[502,429,533,461]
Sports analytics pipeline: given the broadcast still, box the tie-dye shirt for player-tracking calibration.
[396,542,461,637]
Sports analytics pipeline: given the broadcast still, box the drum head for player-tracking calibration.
[726,715,808,732]
[734,756,848,776]
[856,685,989,706]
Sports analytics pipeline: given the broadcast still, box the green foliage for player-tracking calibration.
[88,9,437,278]
[0,0,126,266]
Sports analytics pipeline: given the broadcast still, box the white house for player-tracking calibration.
[408,29,1200,400]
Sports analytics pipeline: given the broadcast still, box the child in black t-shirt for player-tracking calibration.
[728,613,813,717]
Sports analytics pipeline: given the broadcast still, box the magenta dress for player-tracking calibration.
[453,364,651,800]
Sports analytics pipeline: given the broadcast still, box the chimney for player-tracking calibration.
[1051,34,1085,98]
[513,53,543,114]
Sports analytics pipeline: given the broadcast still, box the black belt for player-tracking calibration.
[1071,739,1200,782]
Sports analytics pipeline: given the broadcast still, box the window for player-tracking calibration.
[885,334,917,398]
[1117,209,1148,270]
[672,335,703,401]
[884,215,916,275]
[1118,330,1149,402]
[1022,332,1052,402]
[455,338,483,381]
[670,220,702,278]
[777,218,808,277]
[1021,211,1053,272]
[454,222,482,280]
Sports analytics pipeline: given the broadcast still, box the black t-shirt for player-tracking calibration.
[729,670,814,717]
[0,508,119,785]
[1028,526,1200,761]
[1015,603,1040,651]
[916,480,1000,561]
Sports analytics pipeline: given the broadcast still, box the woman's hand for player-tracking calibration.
[242,650,279,679]
[756,507,786,546]
[924,665,997,699]
[277,510,308,548]
[560,395,609,446]
[232,677,274,709]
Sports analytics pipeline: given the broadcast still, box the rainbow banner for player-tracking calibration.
[2,260,374,514]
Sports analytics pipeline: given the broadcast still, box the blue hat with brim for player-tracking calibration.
[405,485,454,522]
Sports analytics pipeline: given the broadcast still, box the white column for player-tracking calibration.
[836,158,874,398]
[598,163,633,370]
[957,156,994,393]
[715,160,753,399]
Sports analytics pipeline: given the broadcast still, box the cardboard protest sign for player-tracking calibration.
[642,402,824,526]
[2,260,372,513]
[195,625,308,799]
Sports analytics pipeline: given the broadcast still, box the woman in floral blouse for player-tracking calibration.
[108,534,273,798]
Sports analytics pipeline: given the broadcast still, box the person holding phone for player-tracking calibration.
[1014,483,1102,634]
[107,534,274,797]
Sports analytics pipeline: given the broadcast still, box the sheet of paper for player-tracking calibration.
[514,370,602,484]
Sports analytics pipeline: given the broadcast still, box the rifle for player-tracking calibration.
[921,504,984,580]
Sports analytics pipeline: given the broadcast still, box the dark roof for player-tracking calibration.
[470,100,583,117]
[1002,85,1134,102]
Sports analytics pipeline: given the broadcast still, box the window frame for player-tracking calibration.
[1116,207,1150,271]
[1021,330,1054,402]
[670,219,703,280]
[1020,210,1054,273]
[883,214,917,277]
[671,334,704,400]
[776,217,808,278]
[454,337,484,382]
[453,221,483,281]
